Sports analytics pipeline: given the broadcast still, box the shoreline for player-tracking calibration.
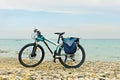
[0,57,120,80]
[0,52,120,62]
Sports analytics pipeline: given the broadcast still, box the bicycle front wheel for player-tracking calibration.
[18,43,45,67]
[58,44,85,68]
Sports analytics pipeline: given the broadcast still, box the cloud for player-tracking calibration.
[0,0,120,15]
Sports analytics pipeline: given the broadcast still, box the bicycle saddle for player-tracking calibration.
[54,32,65,35]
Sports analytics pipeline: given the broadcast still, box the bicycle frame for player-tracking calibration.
[36,34,62,56]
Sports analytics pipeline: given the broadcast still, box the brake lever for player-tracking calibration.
[34,29,38,33]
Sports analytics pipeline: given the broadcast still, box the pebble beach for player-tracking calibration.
[0,57,120,80]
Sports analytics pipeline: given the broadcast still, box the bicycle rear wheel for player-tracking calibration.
[58,44,85,68]
[18,43,44,67]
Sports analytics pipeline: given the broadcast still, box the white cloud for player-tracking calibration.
[0,0,120,15]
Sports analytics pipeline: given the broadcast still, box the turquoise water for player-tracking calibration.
[0,39,120,61]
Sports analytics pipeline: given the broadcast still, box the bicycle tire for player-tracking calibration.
[18,43,45,67]
[58,44,85,68]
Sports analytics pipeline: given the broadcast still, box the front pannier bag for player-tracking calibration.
[63,37,77,54]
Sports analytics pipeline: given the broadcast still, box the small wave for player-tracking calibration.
[111,56,120,59]
[0,49,9,53]
[15,39,22,41]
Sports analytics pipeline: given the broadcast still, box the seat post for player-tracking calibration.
[57,35,60,44]
[54,32,65,43]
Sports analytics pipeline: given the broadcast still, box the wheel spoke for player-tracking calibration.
[19,43,44,67]
[59,44,85,68]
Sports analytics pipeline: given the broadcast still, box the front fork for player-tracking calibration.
[31,41,38,57]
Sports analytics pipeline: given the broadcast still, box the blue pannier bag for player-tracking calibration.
[63,37,77,54]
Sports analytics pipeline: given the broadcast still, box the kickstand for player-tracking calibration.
[64,56,67,63]
[53,50,57,63]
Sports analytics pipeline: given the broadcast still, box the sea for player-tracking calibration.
[0,39,120,62]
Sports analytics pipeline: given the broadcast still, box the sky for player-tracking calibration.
[0,0,120,39]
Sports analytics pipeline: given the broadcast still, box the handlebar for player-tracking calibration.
[34,29,41,35]
[34,29,38,33]
[31,29,41,40]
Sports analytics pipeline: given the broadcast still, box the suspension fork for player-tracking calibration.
[31,41,38,57]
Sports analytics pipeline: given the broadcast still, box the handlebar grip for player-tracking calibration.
[34,29,38,33]
[37,31,41,35]
[34,29,41,35]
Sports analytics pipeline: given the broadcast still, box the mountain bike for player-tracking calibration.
[18,29,85,68]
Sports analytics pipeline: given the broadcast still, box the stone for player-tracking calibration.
[26,76,34,80]
[0,77,2,80]
[15,76,21,80]
[0,71,7,75]
[3,77,9,80]
[7,71,13,75]
[67,77,73,80]
[117,74,120,79]
[99,77,106,80]
[0,57,120,80]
